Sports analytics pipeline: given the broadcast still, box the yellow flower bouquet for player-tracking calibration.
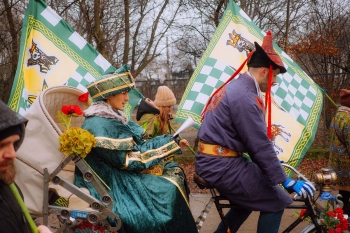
[58,126,96,158]
[57,103,96,158]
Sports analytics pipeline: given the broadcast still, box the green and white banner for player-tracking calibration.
[175,0,323,168]
[8,0,142,119]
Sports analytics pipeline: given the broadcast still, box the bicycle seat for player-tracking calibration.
[193,173,213,189]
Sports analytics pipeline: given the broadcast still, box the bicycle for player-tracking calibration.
[193,162,344,233]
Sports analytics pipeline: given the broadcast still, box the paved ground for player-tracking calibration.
[190,193,311,233]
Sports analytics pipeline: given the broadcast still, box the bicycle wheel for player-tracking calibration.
[300,224,326,233]
[300,224,315,233]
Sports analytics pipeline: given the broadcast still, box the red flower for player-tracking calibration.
[299,209,307,218]
[61,105,83,116]
[78,92,89,102]
[342,222,348,230]
[338,213,344,219]
[328,211,334,216]
[328,228,335,233]
[335,208,344,214]
[335,227,342,233]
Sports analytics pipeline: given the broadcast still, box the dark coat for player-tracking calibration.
[0,182,31,233]
[196,73,292,212]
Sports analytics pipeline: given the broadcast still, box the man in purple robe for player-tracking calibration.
[195,31,315,233]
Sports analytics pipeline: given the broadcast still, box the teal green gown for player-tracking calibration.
[74,101,197,233]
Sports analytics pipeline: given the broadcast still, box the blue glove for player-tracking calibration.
[282,178,316,198]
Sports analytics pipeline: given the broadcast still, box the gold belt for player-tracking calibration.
[198,141,239,157]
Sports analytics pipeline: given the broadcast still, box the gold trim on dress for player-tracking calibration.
[161,176,190,207]
[95,136,135,150]
[123,141,180,168]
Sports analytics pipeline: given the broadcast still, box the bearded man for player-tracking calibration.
[0,100,52,233]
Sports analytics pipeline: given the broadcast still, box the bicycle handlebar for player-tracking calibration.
[281,163,313,184]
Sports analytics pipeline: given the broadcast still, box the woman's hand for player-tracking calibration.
[179,139,189,147]
[38,225,52,233]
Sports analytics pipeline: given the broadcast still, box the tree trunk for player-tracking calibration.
[284,0,290,50]
[94,0,107,58]
[123,0,130,65]
[2,0,18,103]
[214,0,227,27]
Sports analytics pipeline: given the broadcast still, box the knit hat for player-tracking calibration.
[247,31,286,73]
[0,100,27,150]
[154,86,176,107]
[87,64,135,102]
[0,125,22,142]
[340,89,350,107]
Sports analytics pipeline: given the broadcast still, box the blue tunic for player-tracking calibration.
[196,73,292,212]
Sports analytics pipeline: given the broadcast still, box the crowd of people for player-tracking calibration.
[4,29,348,233]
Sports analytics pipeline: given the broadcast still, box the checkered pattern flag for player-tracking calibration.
[8,0,142,120]
[175,0,323,169]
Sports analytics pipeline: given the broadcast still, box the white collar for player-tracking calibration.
[245,71,263,100]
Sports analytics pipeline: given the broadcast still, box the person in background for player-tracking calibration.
[329,89,350,215]
[195,31,315,233]
[74,65,197,233]
[0,100,52,233]
[137,85,189,147]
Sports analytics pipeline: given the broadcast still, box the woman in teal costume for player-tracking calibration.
[74,65,197,233]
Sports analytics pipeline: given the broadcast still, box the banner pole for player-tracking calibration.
[170,125,196,155]
[320,88,337,108]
